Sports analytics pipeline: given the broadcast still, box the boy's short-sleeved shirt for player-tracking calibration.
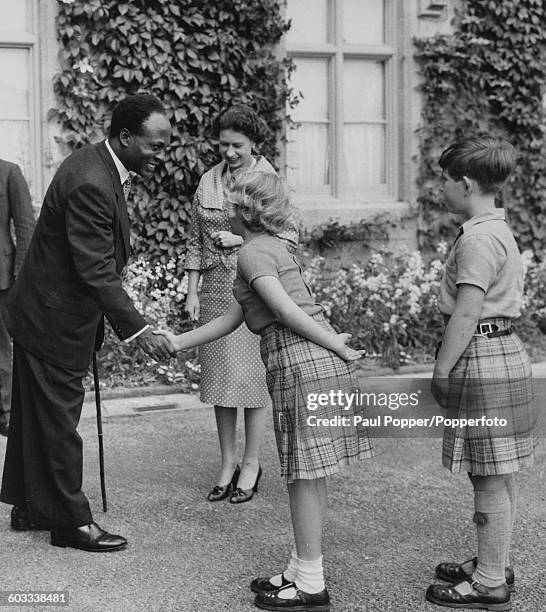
[438,209,523,319]
[233,233,322,333]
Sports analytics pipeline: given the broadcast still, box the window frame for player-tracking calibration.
[0,0,42,202]
[285,0,400,204]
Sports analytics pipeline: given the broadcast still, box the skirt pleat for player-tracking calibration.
[442,319,536,475]
[260,312,373,482]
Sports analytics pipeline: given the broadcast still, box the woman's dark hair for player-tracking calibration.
[213,104,270,144]
[109,93,166,138]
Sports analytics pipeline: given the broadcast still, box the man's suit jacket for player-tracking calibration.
[0,160,35,291]
[4,141,147,370]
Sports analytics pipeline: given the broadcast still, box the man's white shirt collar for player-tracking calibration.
[104,139,149,342]
[105,139,130,185]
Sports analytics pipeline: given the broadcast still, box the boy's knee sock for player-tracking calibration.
[472,487,511,588]
[504,474,517,568]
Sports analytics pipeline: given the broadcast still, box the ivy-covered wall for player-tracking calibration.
[415,0,546,252]
[54,0,293,267]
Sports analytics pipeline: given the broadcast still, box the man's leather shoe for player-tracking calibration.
[255,585,330,611]
[50,522,127,552]
[435,557,515,592]
[0,420,8,437]
[10,506,47,531]
[426,578,511,610]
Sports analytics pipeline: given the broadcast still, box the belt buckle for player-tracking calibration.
[474,322,494,337]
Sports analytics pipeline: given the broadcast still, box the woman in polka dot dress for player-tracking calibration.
[184,105,298,503]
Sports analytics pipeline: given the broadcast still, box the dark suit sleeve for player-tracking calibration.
[8,164,35,274]
[65,182,147,340]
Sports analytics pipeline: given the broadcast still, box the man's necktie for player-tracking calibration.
[122,176,132,201]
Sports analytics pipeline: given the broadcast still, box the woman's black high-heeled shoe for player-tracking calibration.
[207,465,240,502]
[230,465,262,504]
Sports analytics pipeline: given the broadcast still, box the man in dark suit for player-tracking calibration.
[0,93,173,552]
[0,160,35,437]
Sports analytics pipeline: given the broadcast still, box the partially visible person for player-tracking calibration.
[0,160,35,437]
[184,105,298,503]
[426,138,536,611]
[0,93,173,552]
[159,172,372,611]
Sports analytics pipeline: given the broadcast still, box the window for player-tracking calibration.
[285,0,399,202]
[0,0,40,199]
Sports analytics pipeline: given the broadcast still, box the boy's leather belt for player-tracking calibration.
[473,322,512,338]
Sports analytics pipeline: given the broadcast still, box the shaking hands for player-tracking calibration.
[135,327,176,361]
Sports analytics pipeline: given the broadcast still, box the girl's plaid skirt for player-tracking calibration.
[443,319,536,475]
[259,312,373,483]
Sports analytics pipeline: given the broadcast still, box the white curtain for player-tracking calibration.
[287,124,330,189]
[0,0,27,29]
[342,0,385,45]
[288,57,330,191]
[343,124,385,185]
[0,47,31,175]
[343,58,385,186]
[286,0,329,44]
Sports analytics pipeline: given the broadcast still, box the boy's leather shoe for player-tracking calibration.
[435,557,515,592]
[255,585,330,611]
[426,578,511,611]
[10,506,47,531]
[50,522,127,552]
[251,574,295,595]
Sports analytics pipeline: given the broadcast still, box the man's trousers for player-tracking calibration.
[0,342,93,528]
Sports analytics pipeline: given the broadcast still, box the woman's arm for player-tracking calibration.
[431,283,485,406]
[184,190,205,321]
[252,275,362,360]
[156,302,245,352]
[185,270,201,321]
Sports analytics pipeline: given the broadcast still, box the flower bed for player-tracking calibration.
[86,258,199,391]
[303,245,546,369]
[88,246,546,389]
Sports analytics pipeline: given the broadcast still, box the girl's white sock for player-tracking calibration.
[268,548,298,587]
[295,555,325,594]
[284,547,299,582]
[276,555,325,599]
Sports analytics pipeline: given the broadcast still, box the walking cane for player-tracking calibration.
[92,351,108,512]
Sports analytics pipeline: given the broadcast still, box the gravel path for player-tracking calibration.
[0,406,544,611]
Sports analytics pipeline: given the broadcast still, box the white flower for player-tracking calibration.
[521,250,534,277]
[437,241,449,256]
[73,58,94,74]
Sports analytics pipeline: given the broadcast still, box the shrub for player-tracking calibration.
[54,0,295,270]
[90,257,198,389]
[304,246,546,369]
[414,1,546,253]
[90,248,546,385]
